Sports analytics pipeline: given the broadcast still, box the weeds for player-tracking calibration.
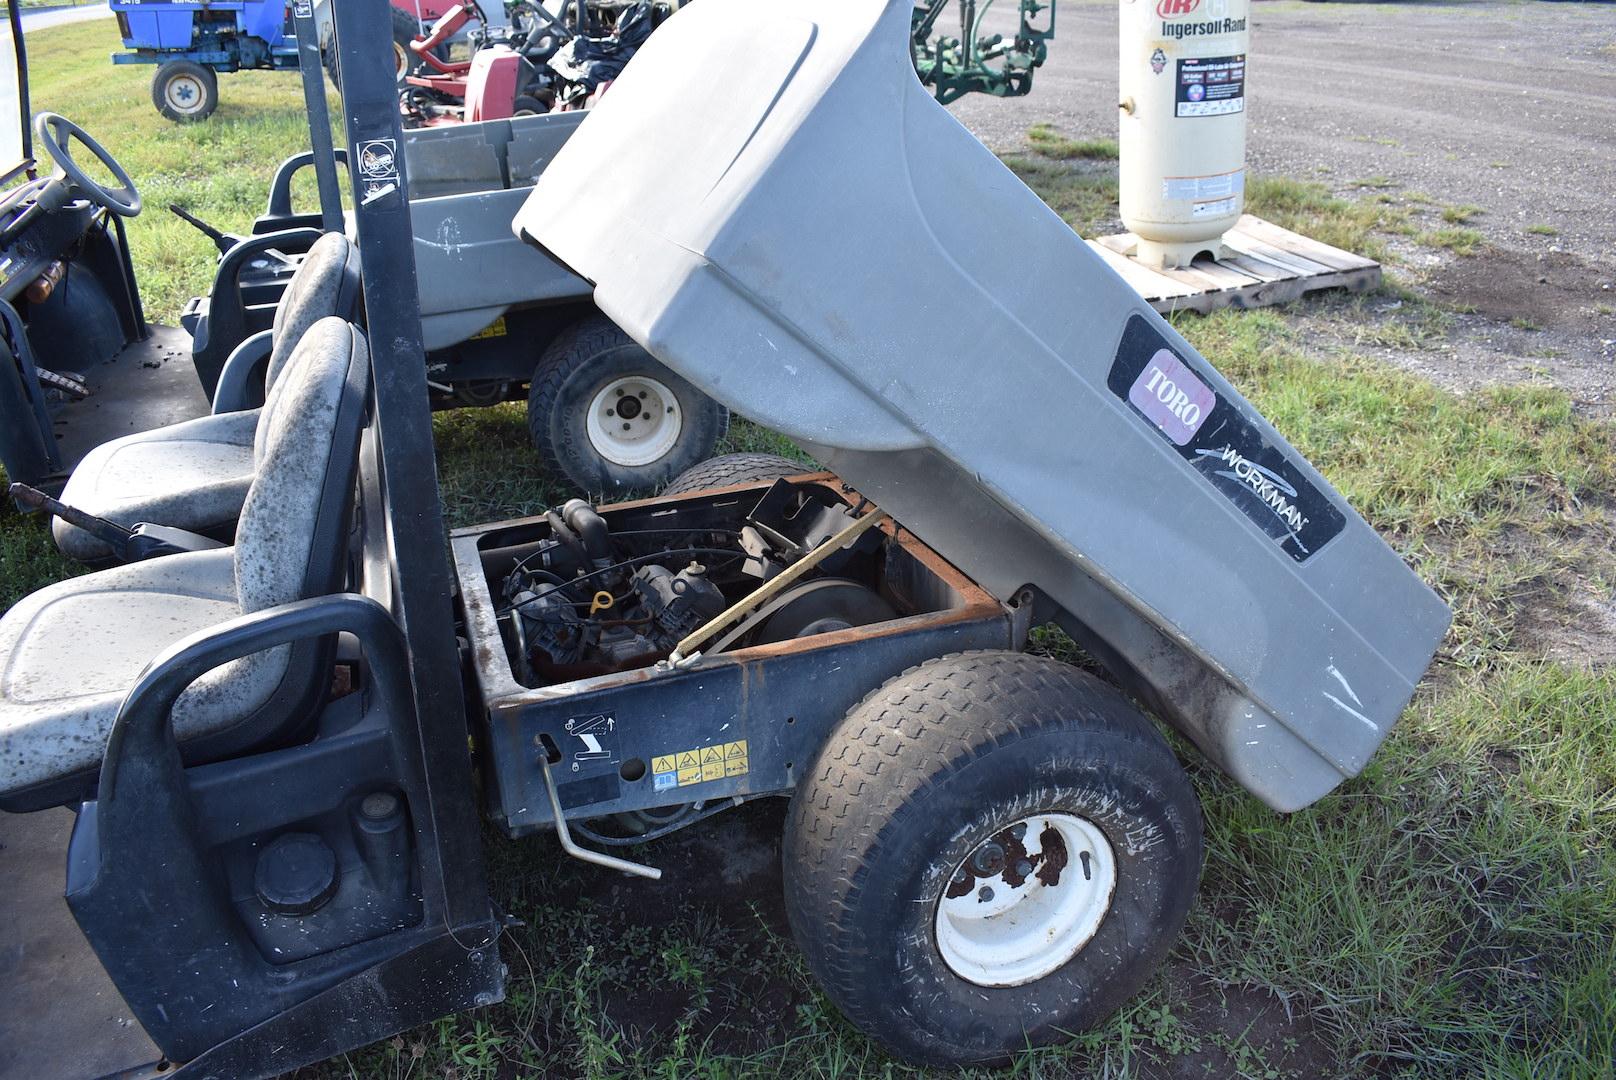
[1420,227,1485,256]
[1026,123,1118,161]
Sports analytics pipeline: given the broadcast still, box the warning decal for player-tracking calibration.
[1192,196,1240,219]
[1162,168,1244,203]
[654,740,748,791]
[1176,54,1245,118]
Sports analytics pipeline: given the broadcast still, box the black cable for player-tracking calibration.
[509,526,740,577]
[569,796,765,847]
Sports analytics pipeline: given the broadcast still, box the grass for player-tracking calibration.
[8,34,1616,1080]
[1527,223,1560,237]
[1244,176,1404,261]
[1025,123,1118,161]
[1441,204,1482,224]
[20,19,340,324]
[1419,226,1485,256]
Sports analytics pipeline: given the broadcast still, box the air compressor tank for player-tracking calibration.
[1119,0,1250,268]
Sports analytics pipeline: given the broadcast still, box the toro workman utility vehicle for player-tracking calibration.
[0,0,1449,1074]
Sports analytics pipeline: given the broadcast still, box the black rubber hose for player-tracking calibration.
[562,498,613,565]
[544,509,592,578]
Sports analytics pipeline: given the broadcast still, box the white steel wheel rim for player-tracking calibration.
[165,74,207,115]
[934,813,1117,988]
[585,375,682,467]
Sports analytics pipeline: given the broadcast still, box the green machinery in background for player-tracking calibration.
[912,0,1055,105]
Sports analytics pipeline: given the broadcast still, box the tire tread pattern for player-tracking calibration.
[661,452,812,495]
[784,649,1198,1062]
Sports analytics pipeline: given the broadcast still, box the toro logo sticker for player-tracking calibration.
[1156,0,1200,18]
[1128,349,1214,446]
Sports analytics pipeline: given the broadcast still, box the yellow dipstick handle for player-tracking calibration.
[589,590,614,615]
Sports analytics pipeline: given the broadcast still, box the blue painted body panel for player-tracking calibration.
[108,0,293,72]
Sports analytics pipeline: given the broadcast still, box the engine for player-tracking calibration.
[499,485,898,684]
[507,558,725,679]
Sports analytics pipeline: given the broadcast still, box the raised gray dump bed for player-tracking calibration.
[512,0,1451,812]
[397,112,590,348]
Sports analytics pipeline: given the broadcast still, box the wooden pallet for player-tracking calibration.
[1086,214,1381,315]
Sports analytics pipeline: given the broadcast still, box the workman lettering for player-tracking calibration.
[1212,445,1310,540]
[1161,16,1246,38]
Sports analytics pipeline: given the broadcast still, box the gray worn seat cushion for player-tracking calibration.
[265,232,357,391]
[52,410,258,562]
[0,318,367,799]
[238,317,365,612]
[51,232,358,564]
[0,549,284,794]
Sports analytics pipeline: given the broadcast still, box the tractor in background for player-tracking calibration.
[109,0,476,121]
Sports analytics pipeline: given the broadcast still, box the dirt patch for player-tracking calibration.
[1151,964,1339,1080]
[1505,502,1616,668]
[1407,247,1616,418]
[477,798,813,1064]
[1284,244,1616,419]
[1425,247,1616,335]
[1513,586,1616,670]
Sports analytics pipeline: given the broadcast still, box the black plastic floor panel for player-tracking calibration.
[49,324,210,479]
[0,809,161,1079]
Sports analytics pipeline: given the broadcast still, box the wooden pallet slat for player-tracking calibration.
[1232,215,1377,273]
[1086,214,1380,315]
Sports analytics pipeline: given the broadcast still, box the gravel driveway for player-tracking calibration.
[948,0,1616,412]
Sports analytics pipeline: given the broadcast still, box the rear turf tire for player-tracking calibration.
[526,315,727,493]
[783,650,1203,1066]
[662,452,813,495]
[152,61,218,123]
[391,6,424,82]
[324,8,421,89]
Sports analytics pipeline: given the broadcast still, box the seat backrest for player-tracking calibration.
[264,232,362,392]
[178,318,371,768]
[241,316,371,612]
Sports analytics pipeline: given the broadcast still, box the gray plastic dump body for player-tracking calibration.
[390,113,592,349]
[511,0,1451,812]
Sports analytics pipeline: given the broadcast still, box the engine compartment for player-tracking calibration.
[478,478,963,688]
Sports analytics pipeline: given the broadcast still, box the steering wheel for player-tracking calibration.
[31,113,142,218]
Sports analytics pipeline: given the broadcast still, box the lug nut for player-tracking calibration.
[970,841,1006,876]
[977,885,994,902]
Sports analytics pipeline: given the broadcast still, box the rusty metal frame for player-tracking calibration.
[451,475,1023,836]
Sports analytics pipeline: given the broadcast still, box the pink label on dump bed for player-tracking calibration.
[1127,348,1215,446]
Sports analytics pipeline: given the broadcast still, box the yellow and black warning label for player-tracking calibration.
[653,740,748,792]
[469,316,508,340]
